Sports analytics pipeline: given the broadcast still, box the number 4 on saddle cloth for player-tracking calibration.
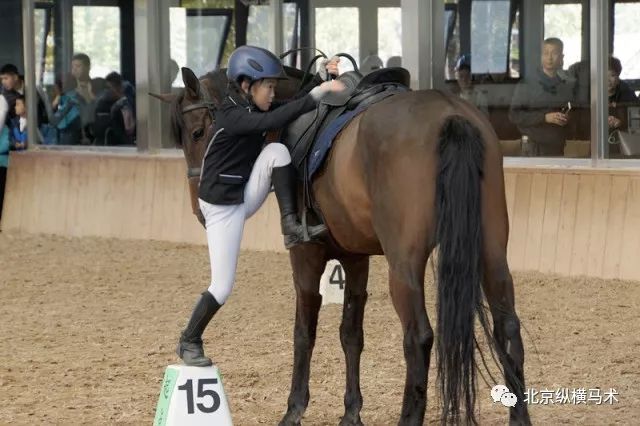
[282,67,411,182]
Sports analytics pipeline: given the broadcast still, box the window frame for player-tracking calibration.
[184,8,233,71]
[444,0,523,84]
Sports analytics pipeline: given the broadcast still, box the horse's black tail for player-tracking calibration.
[435,115,486,425]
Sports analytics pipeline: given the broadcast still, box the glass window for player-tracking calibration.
[24,2,134,148]
[445,0,520,80]
[315,7,359,73]
[34,6,55,86]
[444,2,460,80]
[442,0,592,159]
[610,1,640,159]
[614,2,640,80]
[471,0,511,74]
[544,3,583,69]
[72,6,121,77]
[246,5,269,49]
[246,3,300,67]
[509,8,520,79]
[378,7,402,68]
[169,8,232,87]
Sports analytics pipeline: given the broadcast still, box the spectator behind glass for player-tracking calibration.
[104,72,135,145]
[72,53,100,143]
[453,55,489,116]
[10,95,27,150]
[50,74,83,145]
[608,56,639,131]
[0,63,24,128]
[509,37,574,156]
[71,53,94,104]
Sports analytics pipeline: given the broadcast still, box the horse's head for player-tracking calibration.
[173,68,226,170]
[151,67,228,226]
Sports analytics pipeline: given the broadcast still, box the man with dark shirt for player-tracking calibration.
[509,38,574,156]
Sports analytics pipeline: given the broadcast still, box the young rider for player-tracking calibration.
[177,45,344,366]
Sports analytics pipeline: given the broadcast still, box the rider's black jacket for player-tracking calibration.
[198,76,323,205]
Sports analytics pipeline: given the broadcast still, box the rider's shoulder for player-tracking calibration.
[219,94,247,111]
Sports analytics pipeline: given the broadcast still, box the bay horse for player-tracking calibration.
[152,66,531,425]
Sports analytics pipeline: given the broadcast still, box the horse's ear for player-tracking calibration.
[149,92,176,104]
[182,67,200,98]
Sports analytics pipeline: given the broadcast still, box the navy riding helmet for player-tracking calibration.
[226,45,288,83]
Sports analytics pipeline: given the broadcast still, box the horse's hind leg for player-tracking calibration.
[280,243,327,426]
[338,254,370,426]
[483,239,531,425]
[387,249,433,426]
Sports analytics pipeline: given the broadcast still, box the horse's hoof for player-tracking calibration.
[279,412,302,426]
[279,421,301,426]
[509,410,532,426]
[509,418,532,426]
[339,414,363,426]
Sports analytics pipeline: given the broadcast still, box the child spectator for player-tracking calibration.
[10,95,27,150]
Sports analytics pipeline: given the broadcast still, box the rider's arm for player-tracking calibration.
[281,57,338,102]
[220,88,328,136]
[297,74,324,97]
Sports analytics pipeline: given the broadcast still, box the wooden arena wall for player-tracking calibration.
[1,151,283,252]
[3,150,640,280]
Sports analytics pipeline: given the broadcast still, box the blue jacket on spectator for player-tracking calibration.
[10,117,27,148]
[0,125,10,167]
[53,90,82,130]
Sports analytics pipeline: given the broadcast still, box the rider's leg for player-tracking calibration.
[177,201,245,366]
[245,143,327,248]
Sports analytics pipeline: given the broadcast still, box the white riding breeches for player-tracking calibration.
[199,143,290,304]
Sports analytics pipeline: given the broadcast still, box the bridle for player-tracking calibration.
[180,79,217,179]
[177,79,220,227]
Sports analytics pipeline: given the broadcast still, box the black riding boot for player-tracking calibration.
[177,291,221,367]
[272,164,327,248]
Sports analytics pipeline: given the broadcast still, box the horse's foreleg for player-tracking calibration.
[338,255,370,426]
[483,250,531,426]
[279,244,327,426]
[388,254,433,426]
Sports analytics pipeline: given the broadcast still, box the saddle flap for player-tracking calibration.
[284,109,318,169]
[357,67,411,90]
[321,71,363,107]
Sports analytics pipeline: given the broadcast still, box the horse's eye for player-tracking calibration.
[192,128,205,141]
